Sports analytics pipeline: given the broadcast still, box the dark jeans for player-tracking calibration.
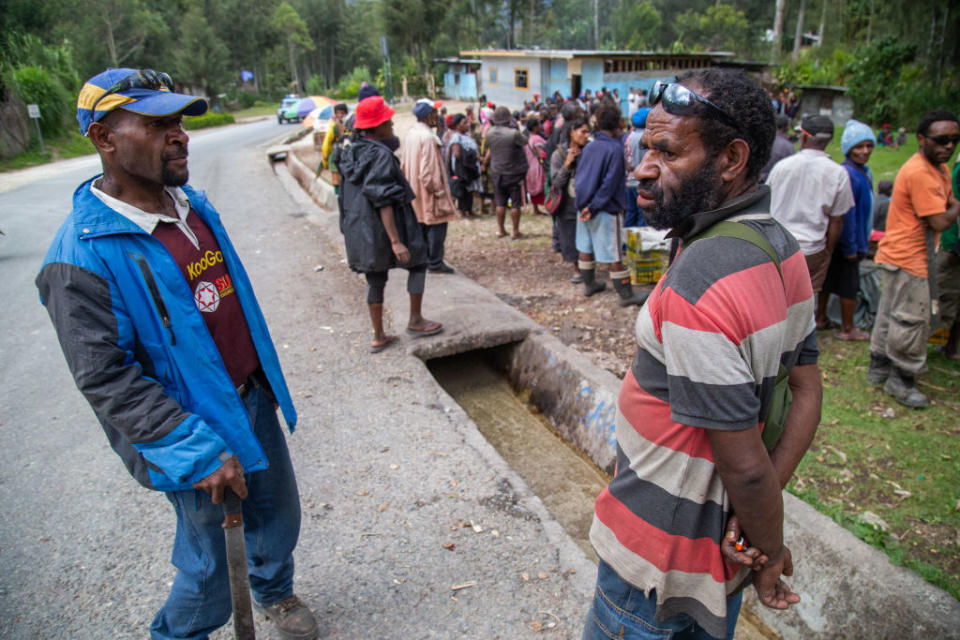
[421,222,448,269]
[625,185,645,228]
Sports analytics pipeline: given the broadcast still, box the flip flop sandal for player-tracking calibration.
[369,336,399,353]
[406,323,443,338]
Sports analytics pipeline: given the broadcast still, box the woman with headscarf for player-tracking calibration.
[339,96,443,353]
[523,116,548,216]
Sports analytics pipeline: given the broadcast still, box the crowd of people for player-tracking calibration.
[319,81,960,408]
[34,63,958,640]
[765,109,960,408]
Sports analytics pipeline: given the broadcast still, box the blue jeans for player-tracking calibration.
[150,382,302,640]
[582,560,742,640]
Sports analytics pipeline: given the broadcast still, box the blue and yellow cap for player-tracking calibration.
[76,68,208,135]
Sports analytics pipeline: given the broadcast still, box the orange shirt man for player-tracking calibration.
[868,110,959,408]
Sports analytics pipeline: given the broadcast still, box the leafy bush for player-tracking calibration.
[775,47,852,88]
[11,65,73,137]
[845,36,916,125]
[305,74,327,95]
[182,111,235,130]
[333,66,373,99]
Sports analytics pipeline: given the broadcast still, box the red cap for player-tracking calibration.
[354,96,395,129]
[433,100,444,110]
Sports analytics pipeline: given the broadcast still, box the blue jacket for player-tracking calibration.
[575,132,626,215]
[840,160,874,257]
[36,177,297,492]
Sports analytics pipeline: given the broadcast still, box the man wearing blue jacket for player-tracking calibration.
[36,68,317,640]
[574,101,647,306]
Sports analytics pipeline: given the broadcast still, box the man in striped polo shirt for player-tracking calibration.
[583,69,822,640]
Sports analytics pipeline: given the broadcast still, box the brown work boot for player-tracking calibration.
[254,595,318,640]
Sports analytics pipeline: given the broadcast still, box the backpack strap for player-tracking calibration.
[687,218,790,451]
[688,219,783,283]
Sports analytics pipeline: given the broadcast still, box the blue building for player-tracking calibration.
[437,57,483,101]
[448,49,748,114]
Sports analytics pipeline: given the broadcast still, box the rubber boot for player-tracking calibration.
[866,352,891,386]
[612,275,648,307]
[883,367,928,408]
[581,269,606,296]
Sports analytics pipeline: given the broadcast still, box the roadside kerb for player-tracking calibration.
[283,144,338,211]
[279,154,960,639]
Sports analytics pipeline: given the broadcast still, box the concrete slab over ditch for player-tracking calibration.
[281,147,960,639]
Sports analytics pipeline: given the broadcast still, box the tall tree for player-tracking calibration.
[271,1,314,93]
[174,5,231,99]
[772,0,786,60]
[792,0,807,61]
[610,0,662,50]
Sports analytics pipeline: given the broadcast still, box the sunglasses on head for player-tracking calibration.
[91,69,174,114]
[926,134,960,146]
[650,81,743,134]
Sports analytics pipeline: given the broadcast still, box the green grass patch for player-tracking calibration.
[824,136,916,184]
[231,103,280,118]
[0,131,94,172]
[787,333,960,599]
[183,112,235,130]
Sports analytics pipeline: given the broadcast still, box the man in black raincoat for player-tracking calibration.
[339,95,444,353]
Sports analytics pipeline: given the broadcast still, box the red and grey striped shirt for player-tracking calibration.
[590,188,818,638]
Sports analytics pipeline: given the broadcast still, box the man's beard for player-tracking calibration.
[638,162,723,230]
[162,152,189,186]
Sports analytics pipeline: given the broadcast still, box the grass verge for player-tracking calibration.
[0,131,94,171]
[232,103,280,118]
[788,332,960,599]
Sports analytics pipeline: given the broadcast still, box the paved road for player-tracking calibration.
[0,119,595,639]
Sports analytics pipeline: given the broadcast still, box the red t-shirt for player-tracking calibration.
[153,212,260,387]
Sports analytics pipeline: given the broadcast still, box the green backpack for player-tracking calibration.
[688,219,791,451]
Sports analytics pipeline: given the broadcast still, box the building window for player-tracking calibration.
[489,67,498,85]
[514,67,528,90]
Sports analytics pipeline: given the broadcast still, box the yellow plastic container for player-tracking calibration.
[624,228,665,285]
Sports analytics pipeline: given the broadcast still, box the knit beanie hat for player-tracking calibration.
[357,82,381,102]
[841,119,876,156]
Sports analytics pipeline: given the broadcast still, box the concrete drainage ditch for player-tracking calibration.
[422,333,960,639]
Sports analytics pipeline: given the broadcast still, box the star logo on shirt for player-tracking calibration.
[195,280,220,313]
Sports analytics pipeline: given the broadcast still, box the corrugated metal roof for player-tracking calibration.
[459,49,735,60]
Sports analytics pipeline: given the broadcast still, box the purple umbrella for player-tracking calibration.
[296,96,336,119]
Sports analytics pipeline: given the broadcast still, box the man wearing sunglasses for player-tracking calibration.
[36,68,318,639]
[584,70,821,640]
[867,109,960,407]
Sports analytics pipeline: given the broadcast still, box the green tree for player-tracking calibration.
[844,36,916,124]
[609,0,662,50]
[271,1,314,93]
[82,0,168,69]
[174,6,231,101]
[675,4,752,54]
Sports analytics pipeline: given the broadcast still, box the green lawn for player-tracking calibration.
[824,135,916,184]
[789,333,960,600]
[231,103,280,118]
